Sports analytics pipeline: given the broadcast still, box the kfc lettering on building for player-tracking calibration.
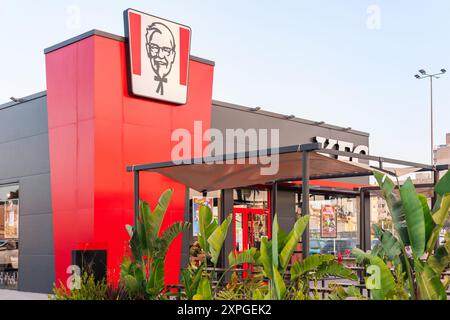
[124,9,191,104]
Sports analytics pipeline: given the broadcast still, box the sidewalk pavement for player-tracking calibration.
[0,289,49,300]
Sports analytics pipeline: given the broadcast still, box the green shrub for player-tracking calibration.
[50,272,108,300]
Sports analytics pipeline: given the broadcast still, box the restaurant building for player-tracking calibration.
[0,10,375,293]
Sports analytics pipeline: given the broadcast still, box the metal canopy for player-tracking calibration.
[126,143,436,193]
[134,150,372,192]
[127,143,447,256]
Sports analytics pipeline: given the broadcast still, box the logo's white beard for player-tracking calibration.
[152,58,171,79]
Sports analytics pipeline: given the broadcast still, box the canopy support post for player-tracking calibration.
[301,150,311,259]
[270,182,278,225]
[432,168,439,208]
[359,189,371,251]
[134,170,140,222]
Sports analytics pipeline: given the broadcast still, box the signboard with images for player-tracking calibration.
[124,9,192,104]
[320,204,337,238]
[192,197,214,236]
[4,200,19,239]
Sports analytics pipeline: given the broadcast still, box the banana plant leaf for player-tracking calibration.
[315,261,358,281]
[137,201,150,252]
[181,266,203,300]
[228,247,259,267]
[427,245,450,275]
[399,178,426,259]
[194,277,213,300]
[426,194,450,253]
[427,232,450,275]
[146,258,165,297]
[435,170,450,196]
[351,247,373,265]
[252,288,265,300]
[126,224,143,262]
[271,216,279,270]
[147,189,173,243]
[208,214,232,266]
[373,171,410,245]
[290,254,334,281]
[272,268,286,300]
[417,194,433,245]
[160,221,191,255]
[372,224,402,261]
[368,256,395,300]
[120,257,145,295]
[279,215,309,272]
[198,205,218,253]
[415,260,447,300]
[259,237,273,280]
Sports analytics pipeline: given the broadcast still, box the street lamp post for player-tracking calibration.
[414,68,446,165]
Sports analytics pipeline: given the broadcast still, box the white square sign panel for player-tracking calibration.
[124,9,192,104]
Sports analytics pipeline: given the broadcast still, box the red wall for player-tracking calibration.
[45,34,214,285]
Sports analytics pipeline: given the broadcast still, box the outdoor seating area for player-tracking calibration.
[117,143,450,300]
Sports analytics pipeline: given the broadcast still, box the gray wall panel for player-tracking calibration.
[211,102,370,184]
[0,94,54,293]
[18,255,55,293]
[19,173,52,216]
[0,96,48,144]
[19,213,54,256]
[0,133,50,180]
[211,103,369,154]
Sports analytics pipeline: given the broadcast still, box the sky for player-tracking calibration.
[0,0,449,164]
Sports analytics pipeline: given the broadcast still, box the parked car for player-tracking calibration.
[320,239,355,256]
[371,239,381,250]
[309,239,326,255]
[0,240,19,270]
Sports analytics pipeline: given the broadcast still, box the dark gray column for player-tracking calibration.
[133,170,140,222]
[301,151,310,259]
[359,190,371,251]
[221,189,234,268]
[270,182,278,222]
[277,190,296,232]
[180,188,192,273]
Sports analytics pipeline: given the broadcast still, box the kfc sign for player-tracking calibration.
[124,9,191,104]
[314,136,369,163]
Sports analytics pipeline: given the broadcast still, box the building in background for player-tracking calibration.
[435,133,450,165]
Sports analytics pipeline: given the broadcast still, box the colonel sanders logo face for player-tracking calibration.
[145,22,177,96]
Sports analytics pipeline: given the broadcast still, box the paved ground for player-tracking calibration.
[0,289,49,300]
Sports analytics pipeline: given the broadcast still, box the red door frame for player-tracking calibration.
[232,208,271,253]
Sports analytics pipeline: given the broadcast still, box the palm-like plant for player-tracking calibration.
[353,170,450,300]
[120,189,191,299]
[183,205,259,300]
[182,205,232,300]
[255,215,357,300]
[289,254,358,299]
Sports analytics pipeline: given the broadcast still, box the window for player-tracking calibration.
[308,195,360,258]
[0,184,19,289]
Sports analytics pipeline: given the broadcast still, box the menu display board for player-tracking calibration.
[4,200,19,239]
[320,205,337,238]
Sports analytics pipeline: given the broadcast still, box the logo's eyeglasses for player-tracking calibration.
[149,43,173,57]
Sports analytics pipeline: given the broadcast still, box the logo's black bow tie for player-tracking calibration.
[154,75,168,95]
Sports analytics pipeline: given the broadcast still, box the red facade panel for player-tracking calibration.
[45,34,214,286]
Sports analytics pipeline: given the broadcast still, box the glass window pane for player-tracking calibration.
[0,184,19,290]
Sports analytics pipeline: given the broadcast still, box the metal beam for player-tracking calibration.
[127,145,305,172]
[318,149,433,170]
